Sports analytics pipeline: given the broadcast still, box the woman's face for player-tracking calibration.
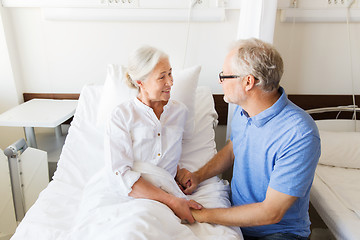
[138,58,173,102]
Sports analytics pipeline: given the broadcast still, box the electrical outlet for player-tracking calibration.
[326,0,355,8]
[193,0,210,8]
[102,0,139,8]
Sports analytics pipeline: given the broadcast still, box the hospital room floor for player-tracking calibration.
[34,124,70,181]
[38,125,335,240]
[309,204,336,240]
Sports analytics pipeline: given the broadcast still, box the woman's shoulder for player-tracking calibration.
[168,99,188,112]
[112,98,137,115]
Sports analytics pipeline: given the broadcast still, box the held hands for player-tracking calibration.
[173,166,203,224]
[190,208,206,223]
[176,166,200,195]
[168,197,202,224]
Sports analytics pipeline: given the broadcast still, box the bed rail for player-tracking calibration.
[4,138,28,222]
[306,105,360,115]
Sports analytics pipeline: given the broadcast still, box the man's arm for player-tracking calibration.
[176,140,235,194]
[191,187,297,226]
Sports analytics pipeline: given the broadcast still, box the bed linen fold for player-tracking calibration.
[64,162,242,240]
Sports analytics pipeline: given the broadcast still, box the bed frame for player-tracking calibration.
[23,92,360,124]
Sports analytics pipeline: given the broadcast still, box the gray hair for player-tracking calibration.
[230,38,284,92]
[125,45,168,89]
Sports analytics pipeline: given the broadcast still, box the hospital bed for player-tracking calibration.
[10,78,243,239]
[307,107,360,240]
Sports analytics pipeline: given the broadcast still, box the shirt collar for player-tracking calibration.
[241,87,288,128]
[134,97,172,113]
[134,97,152,112]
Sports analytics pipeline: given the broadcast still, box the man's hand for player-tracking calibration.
[168,197,202,224]
[191,208,207,223]
[176,166,200,195]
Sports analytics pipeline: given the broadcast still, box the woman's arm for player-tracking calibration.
[129,177,202,223]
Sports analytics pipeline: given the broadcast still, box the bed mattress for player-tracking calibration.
[310,164,360,240]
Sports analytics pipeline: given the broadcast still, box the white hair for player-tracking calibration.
[125,45,168,89]
[230,38,284,92]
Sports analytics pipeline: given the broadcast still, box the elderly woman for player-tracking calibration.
[102,46,201,224]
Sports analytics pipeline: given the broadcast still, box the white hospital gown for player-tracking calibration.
[104,97,192,196]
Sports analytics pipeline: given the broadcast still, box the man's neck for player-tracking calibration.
[243,88,281,118]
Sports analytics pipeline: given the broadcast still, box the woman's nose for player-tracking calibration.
[166,76,173,86]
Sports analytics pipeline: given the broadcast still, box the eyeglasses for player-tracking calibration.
[218,71,241,83]
[218,71,259,83]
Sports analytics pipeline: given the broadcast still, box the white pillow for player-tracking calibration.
[171,65,201,133]
[179,87,218,172]
[96,64,201,130]
[96,64,138,129]
[319,130,360,169]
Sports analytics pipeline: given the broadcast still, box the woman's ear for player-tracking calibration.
[136,80,142,88]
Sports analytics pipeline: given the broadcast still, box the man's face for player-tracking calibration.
[221,50,246,106]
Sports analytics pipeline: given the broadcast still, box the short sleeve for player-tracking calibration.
[269,133,320,197]
[104,106,141,196]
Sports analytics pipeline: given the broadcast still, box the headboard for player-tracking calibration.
[212,94,360,125]
[23,93,360,125]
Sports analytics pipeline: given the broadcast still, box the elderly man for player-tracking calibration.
[176,38,320,240]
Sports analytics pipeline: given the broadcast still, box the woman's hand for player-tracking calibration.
[168,197,202,224]
[130,177,202,224]
[176,166,200,195]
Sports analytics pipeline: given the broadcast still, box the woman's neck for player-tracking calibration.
[137,93,167,119]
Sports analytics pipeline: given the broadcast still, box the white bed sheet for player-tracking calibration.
[311,165,360,240]
[11,85,243,240]
[316,165,360,217]
[311,119,360,240]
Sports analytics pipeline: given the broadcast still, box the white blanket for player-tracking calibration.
[11,86,243,239]
[64,162,242,240]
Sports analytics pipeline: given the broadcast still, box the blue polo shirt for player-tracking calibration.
[230,87,320,237]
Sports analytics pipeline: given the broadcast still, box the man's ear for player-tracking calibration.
[244,75,256,91]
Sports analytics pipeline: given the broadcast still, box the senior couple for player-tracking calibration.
[104,38,320,240]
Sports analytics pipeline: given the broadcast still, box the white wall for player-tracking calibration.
[2,7,360,96]
[0,6,21,112]
[5,7,240,94]
[274,14,360,94]
[0,6,24,150]
[1,5,360,148]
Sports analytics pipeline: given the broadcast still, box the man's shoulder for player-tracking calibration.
[278,101,319,137]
